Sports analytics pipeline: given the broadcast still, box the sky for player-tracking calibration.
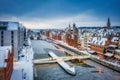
[0,0,120,29]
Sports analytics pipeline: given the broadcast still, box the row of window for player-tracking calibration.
[1,31,4,46]
[91,44,104,49]
[93,40,104,45]
[11,31,14,47]
[0,31,14,47]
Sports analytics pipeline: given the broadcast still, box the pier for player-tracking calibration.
[34,55,90,64]
[48,51,76,75]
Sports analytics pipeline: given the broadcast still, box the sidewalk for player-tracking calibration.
[11,38,34,80]
[11,62,33,80]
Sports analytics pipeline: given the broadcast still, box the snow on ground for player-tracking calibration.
[11,62,33,80]
[11,38,34,80]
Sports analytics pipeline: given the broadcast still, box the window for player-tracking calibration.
[0,27,7,30]
[93,41,95,43]
[1,31,4,46]
[11,31,14,47]
[96,41,99,44]
[100,41,103,45]
[114,39,118,42]
[11,31,14,38]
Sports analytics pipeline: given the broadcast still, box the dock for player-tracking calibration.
[34,55,90,64]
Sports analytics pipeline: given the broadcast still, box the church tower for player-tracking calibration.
[107,17,111,29]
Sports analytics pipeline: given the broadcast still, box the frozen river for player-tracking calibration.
[32,40,120,80]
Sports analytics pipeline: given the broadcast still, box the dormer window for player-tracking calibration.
[114,39,118,42]
[100,41,103,45]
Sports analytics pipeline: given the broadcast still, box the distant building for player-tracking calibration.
[64,23,81,49]
[90,37,107,58]
[84,33,89,50]
[0,21,26,60]
[0,46,13,80]
[119,38,120,49]
[115,49,120,60]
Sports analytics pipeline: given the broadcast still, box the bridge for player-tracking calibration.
[34,55,90,64]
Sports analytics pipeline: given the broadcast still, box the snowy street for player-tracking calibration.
[11,38,34,80]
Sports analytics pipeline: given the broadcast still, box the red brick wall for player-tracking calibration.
[90,44,105,54]
[4,49,13,80]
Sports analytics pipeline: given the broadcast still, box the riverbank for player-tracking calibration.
[54,40,120,72]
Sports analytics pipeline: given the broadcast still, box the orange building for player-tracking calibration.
[0,46,13,80]
[77,38,82,50]
[90,36,119,58]
[90,37,107,58]
[65,23,81,49]
[118,38,120,49]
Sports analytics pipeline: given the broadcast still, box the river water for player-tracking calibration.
[32,40,120,80]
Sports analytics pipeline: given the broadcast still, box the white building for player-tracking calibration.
[0,21,26,60]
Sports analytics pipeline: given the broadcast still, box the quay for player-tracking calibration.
[54,40,120,72]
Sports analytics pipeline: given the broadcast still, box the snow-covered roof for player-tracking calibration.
[109,45,117,48]
[115,49,120,53]
[0,50,6,68]
[99,38,107,45]
[71,34,74,39]
[104,52,113,57]
[0,46,12,68]
[91,37,97,43]
[0,46,12,53]
[51,31,57,35]
[0,21,25,30]
[7,22,19,30]
[91,37,107,45]
[8,22,25,30]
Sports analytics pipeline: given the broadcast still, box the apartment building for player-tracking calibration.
[0,21,26,60]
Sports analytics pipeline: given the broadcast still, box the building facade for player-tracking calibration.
[0,21,26,60]
[65,24,81,49]
[118,38,120,49]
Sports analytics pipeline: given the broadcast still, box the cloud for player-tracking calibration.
[0,11,120,29]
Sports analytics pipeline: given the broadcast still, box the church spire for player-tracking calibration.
[107,17,111,29]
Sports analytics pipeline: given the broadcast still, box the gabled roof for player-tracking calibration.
[91,37,107,46]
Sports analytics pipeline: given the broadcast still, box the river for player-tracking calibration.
[32,40,120,80]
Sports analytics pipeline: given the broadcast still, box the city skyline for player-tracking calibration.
[0,0,120,29]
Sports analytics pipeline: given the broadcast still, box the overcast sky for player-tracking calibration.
[0,0,120,29]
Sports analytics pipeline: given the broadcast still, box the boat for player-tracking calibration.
[48,51,76,75]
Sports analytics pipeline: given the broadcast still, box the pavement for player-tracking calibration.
[11,38,34,80]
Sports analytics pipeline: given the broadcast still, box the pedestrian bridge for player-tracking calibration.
[34,55,90,64]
